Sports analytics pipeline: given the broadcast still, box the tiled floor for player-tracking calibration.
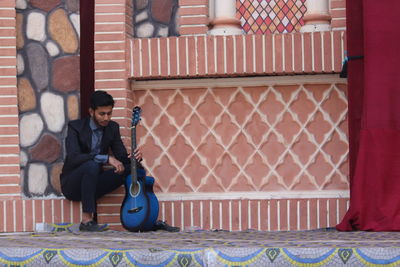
[1,226,400,266]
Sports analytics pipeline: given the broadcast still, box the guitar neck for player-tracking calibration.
[131,125,137,183]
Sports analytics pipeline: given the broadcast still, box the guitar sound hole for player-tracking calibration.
[129,182,140,197]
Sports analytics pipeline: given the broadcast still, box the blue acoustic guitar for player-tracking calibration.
[137,169,159,231]
[120,106,159,231]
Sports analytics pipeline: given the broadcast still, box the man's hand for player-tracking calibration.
[128,147,143,162]
[108,155,124,174]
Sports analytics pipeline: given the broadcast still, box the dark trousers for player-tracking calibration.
[61,160,130,213]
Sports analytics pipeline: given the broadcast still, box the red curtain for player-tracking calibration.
[337,0,400,231]
[79,0,95,118]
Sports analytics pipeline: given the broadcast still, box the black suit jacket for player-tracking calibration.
[61,118,130,177]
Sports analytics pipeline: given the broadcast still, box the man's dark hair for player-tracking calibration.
[90,90,115,110]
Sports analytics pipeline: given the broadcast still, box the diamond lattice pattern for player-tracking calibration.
[134,83,349,193]
[236,0,307,34]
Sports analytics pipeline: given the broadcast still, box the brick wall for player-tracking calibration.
[0,0,349,232]
[0,0,84,233]
[0,199,81,232]
[0,0,20,199]
[158,198,348,231]
[94,0,133,144]
[129,31,346,79]
[96,0,348,230]
[124,75,349,231]
[179,0,347,36]
[331,0,346,30]
[179,0,208,35]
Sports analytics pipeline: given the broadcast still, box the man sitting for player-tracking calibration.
[60,90,179,232]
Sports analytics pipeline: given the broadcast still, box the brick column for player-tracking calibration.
[330,0,346,30]
[208,0,244,35]
[94,0,132,139]
[0,0,20,198]
[94,0,134,228]
[301,0,331,32]
[179,0,208,35]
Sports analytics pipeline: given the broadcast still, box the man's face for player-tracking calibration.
[89,105,113,127]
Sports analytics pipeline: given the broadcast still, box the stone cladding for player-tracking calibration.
[16,0,80,197]
[133,0,179,38]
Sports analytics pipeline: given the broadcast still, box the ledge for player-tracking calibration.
[128,31,346,80]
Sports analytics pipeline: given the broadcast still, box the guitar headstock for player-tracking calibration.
[132,106,142,127]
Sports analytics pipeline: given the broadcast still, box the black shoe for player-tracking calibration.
[79,220,108,232]
[153,220,180,232]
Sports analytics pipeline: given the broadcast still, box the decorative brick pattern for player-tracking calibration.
[132,76,349,194]
[129,31,346,79]
[157,198,349,231]
[0,199,82,232]
[236,0,346,33]
[93,75,350,231]
[96,196,349,231]
[237,0,307,34]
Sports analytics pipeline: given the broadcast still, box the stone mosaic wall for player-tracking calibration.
[133,0,179,38]
[16,0,80,197]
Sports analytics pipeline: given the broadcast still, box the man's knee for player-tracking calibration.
[81,160,101,175]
